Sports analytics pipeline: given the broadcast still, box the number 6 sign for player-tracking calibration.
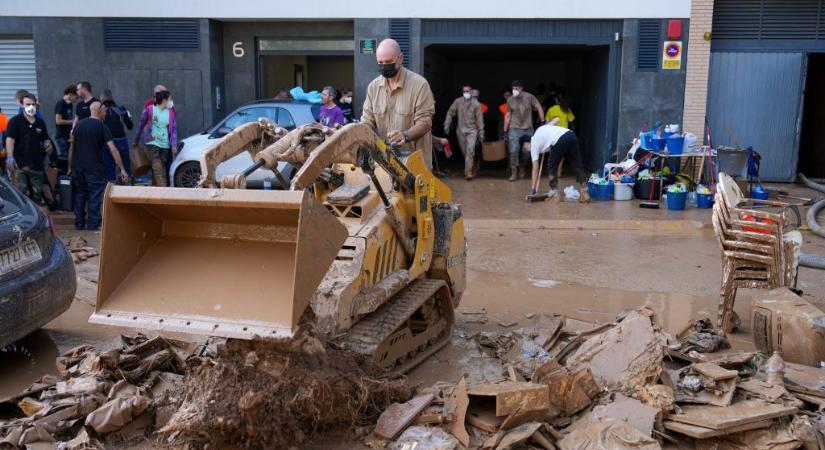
[232,42,245,58]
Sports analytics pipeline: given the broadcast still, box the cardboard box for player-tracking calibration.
[482,140,506,162]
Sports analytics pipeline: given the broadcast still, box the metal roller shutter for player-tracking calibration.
[0,39,37,117]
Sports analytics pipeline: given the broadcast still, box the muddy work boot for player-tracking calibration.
[509,167,518,182]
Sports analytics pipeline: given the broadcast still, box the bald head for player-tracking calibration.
[90,101,104,118]
[376,38,402,63]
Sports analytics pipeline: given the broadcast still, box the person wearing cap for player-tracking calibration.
[444,85,484,180]
[504,80,544,181]
[524,121,589,203]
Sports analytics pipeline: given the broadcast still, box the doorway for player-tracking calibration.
[799,53,825,178]
[260,55,354,99]
[424,44,612,173]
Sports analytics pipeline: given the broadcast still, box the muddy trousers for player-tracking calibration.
[147,145,170,187]
[545,131,586,189]
[457,129,479,177]
[507,128,534,171]
[14,168,45,204]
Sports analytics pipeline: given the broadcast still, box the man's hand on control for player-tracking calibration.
[387,131,405,145]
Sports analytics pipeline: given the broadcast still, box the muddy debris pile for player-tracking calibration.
[369,308,825,449]
[158,335,410,449]
[66,236,99,264]
[0,334,188,449]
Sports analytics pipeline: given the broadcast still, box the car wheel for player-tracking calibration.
[174,161,202,188]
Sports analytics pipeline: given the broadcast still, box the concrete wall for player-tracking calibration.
[353,19,389,117]
[0,17,218,140]
[617,19,689,150]
[220,21,353,114]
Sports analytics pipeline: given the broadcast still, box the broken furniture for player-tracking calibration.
[712,172,801,332]
[751,288,825,367]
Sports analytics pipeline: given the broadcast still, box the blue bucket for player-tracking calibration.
[641,132,667,151]
[666,136,685,155]
[667,191,688,210]
[587,182,614,201]
[696,192,713,209]
[752,186,769,200]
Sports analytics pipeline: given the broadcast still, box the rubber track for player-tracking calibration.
[345,278,448,359]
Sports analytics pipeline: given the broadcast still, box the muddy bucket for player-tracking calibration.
[89,185,348,339]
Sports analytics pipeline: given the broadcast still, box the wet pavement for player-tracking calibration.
[2,173,825,447]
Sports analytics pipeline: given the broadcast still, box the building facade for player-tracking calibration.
[1,1,692,173]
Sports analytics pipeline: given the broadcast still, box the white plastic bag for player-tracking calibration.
[564,185,580,202]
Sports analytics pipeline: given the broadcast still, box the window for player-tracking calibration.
[223,107,278,130]
[276,108,296,129]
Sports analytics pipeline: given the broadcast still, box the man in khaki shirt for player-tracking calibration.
[444,85,485,180]
[504,80,544,181]
[361,39,436,169]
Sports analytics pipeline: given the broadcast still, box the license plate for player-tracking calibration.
[0,239,42,275]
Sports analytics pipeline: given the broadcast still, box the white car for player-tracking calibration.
[170,100,320,188]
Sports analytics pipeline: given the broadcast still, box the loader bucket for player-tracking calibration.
[89,185,348,339]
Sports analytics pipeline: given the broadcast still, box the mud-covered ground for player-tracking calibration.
[2,172,824,449]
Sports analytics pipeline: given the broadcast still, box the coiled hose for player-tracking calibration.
[798,173,825,269]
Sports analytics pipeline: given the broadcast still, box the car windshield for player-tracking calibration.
[222,106,278,131]
[0,179,23,217]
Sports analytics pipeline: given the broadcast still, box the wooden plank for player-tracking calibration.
[467,380,549,417]
[784,362,825,398]
[737,379,786,401]
[466,406,503,433]
[446,376,469,448]
[666,400,796,430]
[664,418,774,439]
[692,362,738,381]
[373,393,434,439]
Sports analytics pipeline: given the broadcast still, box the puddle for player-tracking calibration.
[528,278,561,288]
[0,330,58,401]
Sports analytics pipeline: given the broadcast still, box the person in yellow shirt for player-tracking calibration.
[544,94,575,129]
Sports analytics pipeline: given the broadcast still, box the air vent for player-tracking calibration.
[713,0,824,41]
[637,20,661,71]
[390,19,412,68]
[104,19,200,51]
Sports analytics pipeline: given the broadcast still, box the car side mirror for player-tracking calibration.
[211,126,233,138]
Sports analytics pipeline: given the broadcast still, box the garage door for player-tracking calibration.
[0,39,38,117]
[707,52,805,182]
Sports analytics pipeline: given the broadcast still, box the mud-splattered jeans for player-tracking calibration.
[507,128,533,169]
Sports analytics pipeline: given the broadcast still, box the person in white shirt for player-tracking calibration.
[525,122,589,202]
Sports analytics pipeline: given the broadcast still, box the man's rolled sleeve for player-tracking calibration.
[413,84,435,129]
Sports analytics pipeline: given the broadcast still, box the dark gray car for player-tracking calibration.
[0,177,76,348]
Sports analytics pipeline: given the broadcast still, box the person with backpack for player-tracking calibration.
[100,89,133,182]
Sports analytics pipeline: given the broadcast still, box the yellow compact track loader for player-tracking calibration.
[90,121,466,372]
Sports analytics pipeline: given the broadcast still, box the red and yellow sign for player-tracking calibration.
[662,41,682,70]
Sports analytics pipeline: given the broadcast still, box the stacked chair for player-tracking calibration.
[711,172,802,332]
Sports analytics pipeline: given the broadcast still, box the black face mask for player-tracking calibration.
[379,62,399,78]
